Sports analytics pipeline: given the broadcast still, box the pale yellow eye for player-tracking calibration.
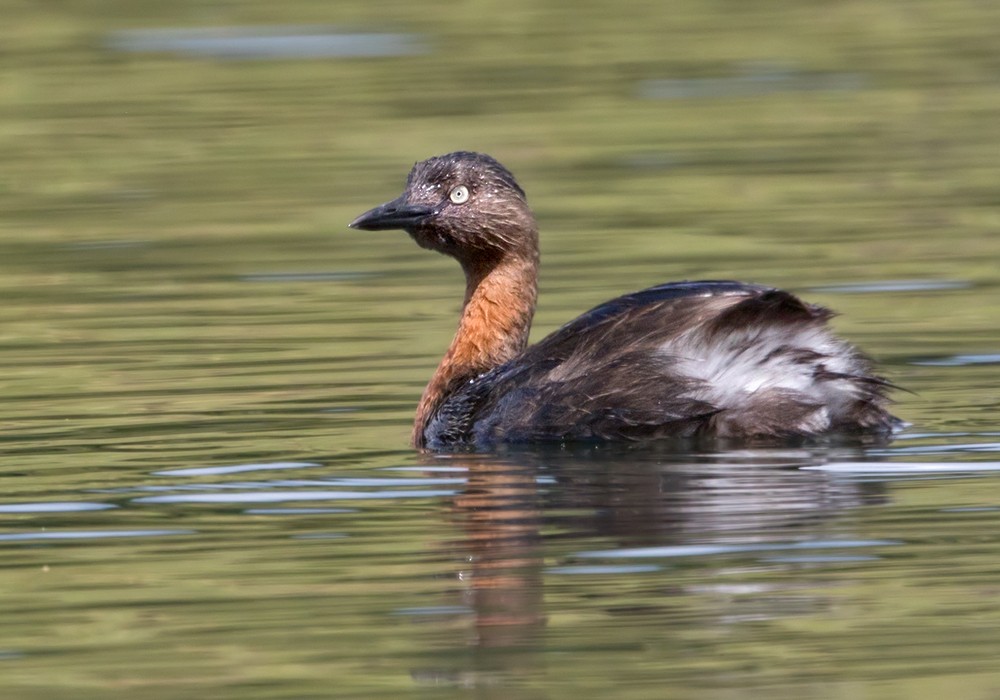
[449,185,470,204]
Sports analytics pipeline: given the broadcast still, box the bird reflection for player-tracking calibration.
[448,460,545,650]
[413,445,887,686]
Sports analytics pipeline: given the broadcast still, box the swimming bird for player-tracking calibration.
[350,151,897,450]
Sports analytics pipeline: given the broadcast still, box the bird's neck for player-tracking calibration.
[412,252,539,448]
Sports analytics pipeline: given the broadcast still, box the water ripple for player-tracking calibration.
[133,489,457,504]
[105,27,426,60]
[0,529,194,542]
[803,461,1000,474]
[244,508,356,515]
[154,461,321,477]
[577,539,899,560]
[0,502,116,513]
[548,564,663,575]
[810,279,968,293]
[912,354,1000,367]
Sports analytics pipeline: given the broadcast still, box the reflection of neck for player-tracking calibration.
[412,253,538,447]
[452,460,545,648]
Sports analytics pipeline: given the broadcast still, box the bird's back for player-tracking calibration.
[423,281,896,448]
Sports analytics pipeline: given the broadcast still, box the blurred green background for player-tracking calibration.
[1,2,1000,698]
[3,0,998,442]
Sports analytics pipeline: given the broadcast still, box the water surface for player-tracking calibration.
[1,1,1000,698]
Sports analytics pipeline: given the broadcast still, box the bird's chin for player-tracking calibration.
[408,227,455,255]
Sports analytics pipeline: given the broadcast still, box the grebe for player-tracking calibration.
[350,151,897,450]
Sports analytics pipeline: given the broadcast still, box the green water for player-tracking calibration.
[2,1,1000,697]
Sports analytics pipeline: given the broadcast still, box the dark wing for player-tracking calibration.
[428,279,896,448]
[556,280,773,330]
[427,281,776,447]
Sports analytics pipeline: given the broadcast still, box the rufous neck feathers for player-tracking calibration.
[411,254,538,447]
